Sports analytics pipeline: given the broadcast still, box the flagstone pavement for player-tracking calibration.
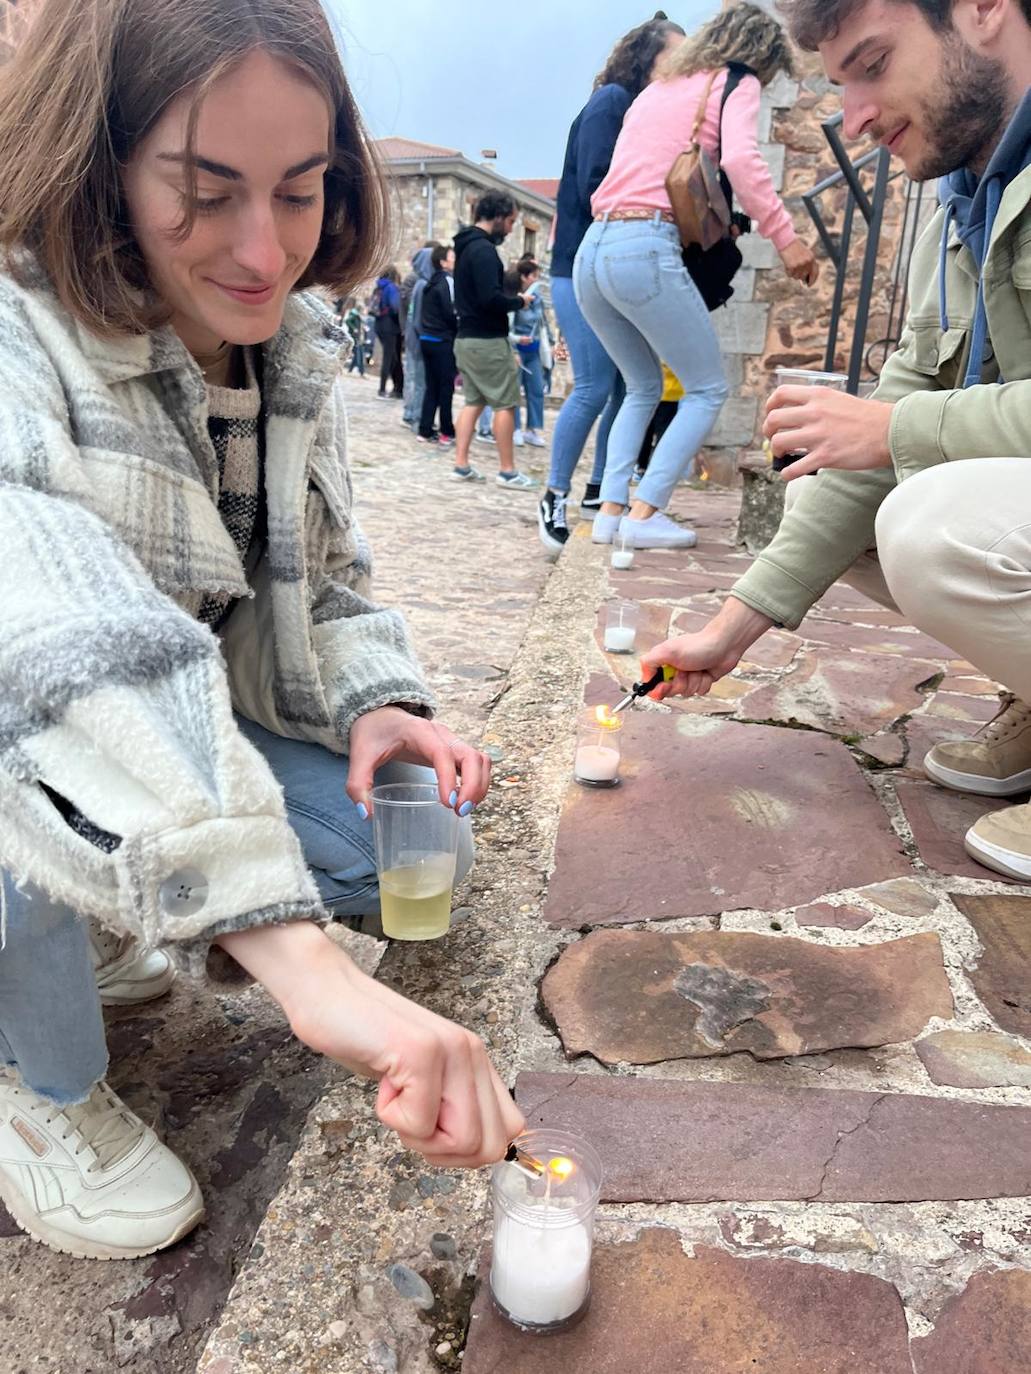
[4,377,1028,1373]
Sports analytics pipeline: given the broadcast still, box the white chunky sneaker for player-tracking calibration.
[88,920,175,1006]
[0,1076,204,1259]
[619,511,697,549]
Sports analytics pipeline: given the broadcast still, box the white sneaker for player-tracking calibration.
[591,513,622,544]
[0,1076,204,1259]
[88,920,175,1007]
[513,430,526,447]
[620,512,697,549]
[523,430,546,448]
[496,470,539,490]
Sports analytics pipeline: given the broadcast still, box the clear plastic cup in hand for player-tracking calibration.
[769,367,848,472]
[371,783,459,940]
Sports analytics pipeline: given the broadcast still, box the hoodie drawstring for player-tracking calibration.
[937,202,954,333]
[962,176,1003,388]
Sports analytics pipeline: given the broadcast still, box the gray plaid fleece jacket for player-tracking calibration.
[0,264,434,952]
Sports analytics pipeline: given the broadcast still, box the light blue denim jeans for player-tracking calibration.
[516,348,545,432]
[402,340,427,426]
[0,718,473,1105]
[573,218,728,511]
[547,275,626,494]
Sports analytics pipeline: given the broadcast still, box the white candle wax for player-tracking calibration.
[603,625,636,653]
[575,743,620,782]
[491,1210,592,1326]
[610,550,635,570]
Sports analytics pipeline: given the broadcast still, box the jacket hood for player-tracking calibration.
[411,247,435,282]
[453,225,487,259]
[937,88,1031,386]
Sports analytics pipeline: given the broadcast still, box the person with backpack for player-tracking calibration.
[575,3,819,550]
[418,243,459,446]
[537,14,686,553]
[373,265,404,399]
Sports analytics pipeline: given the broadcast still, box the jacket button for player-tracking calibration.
[158,868,209,917]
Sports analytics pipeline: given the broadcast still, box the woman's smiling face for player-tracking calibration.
[122,48,332,355]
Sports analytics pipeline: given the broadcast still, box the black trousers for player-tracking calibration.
[376,328,403,395]
[419,339,457,438]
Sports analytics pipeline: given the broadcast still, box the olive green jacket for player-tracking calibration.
[731,161,1031,629]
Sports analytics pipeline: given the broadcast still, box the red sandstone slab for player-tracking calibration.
[926,692,1000,724]
[742,648,938,736]
[911,1268,1031,1374]
[895,781,1017,882]
[794,901,873,930]
[898,713,979,780]
[794,617,955,661]
[950,893,1031,1038]
[544,713,910,926]
[541,930,950,1064]
[612,567,739,600]
[515,1073,1031,1203]
[464,1231,913,1374]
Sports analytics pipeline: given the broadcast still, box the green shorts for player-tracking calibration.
[455,336,521,410]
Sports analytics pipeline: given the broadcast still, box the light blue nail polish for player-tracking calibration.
[458,801,474,817]
[448,790,458,807]
[356,802,369,822]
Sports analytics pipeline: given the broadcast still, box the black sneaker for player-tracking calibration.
[580,482,602,512]
[538,489,570,553]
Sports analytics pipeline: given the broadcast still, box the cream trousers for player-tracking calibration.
[785,459,1031,701]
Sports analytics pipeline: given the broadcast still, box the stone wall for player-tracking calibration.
[382,169,555,278]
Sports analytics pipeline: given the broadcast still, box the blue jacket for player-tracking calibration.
[551,83,633,277]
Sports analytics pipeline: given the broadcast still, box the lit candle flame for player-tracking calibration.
[594,705,622,732]
[548,1156,575,1182]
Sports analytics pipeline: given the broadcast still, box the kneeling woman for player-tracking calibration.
[0,0,522,1261]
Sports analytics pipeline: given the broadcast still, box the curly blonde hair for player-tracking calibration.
[662,2,796,86]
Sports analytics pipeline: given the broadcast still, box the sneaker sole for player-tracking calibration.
[0,1173,205,1260]
[536,505,568,555]
[963,826,1031,881]
[624,532,698,550]
[923,755,1031,797]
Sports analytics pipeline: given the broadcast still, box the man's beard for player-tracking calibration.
[913,36,1008,180]
[488,228,507,245]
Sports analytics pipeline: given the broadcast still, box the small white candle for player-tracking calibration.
[574,743,620,783]
[603,624,636,653]
[610,549,634,570]
[491,1210,592,1327]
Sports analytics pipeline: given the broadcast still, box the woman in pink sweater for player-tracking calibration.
[574,3,819,549]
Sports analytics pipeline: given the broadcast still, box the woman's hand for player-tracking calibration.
[778,239,819,286]
[348,706,491,815]
[639,599,774,700]
[763,386,895,478]
[218,923,525,1168]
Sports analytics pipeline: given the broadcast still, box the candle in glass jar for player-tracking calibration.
[603,624,636,653]
[491,1211,592,1327]
[574,742,620,783]
[611,529,635,570]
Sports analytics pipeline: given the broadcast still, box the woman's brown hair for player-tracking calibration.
[0,0,389,335]
[594,12,687,100]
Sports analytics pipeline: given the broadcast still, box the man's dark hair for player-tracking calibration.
[474,190,516,222]
[517,256,539,280]
[502,266,522,295]
[595,11,687,99]
[431,243,451,269]
[779,0,1031,50]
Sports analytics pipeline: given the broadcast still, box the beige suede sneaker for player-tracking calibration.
[965,802,1031,880]
[88,919,176,1006]
[0,1076,204,1259]
[924,695,1031,796]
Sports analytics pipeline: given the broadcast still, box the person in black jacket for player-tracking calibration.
[373,264,404,398]
[451,191,537,489]
[417,243,458,445]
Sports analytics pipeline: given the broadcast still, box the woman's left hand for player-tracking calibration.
[763,386,895,479]
[348,706,491,816]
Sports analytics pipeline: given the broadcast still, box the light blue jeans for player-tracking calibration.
[402,339,426,425]
[0,717,473,1106]
[547,274,625,494]
[573,218,728,511]
[516,349,545,432]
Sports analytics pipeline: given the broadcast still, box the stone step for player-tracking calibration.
[463,1229,1031,1374]
[514,1072,1031,1203]
[541,929,952,1065]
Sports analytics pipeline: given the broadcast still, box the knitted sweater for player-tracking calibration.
[0,260,434,954]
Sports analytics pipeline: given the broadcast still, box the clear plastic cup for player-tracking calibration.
[770,368,849,472]
[370,783,459,941]
[491,1130,603,1335]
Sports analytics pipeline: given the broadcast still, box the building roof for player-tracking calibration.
[376,136,461,162]
[517,179,560,203]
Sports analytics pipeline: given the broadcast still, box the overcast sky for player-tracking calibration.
[324,1,719,180]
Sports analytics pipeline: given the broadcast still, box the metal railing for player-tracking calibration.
[802,112,924,393]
